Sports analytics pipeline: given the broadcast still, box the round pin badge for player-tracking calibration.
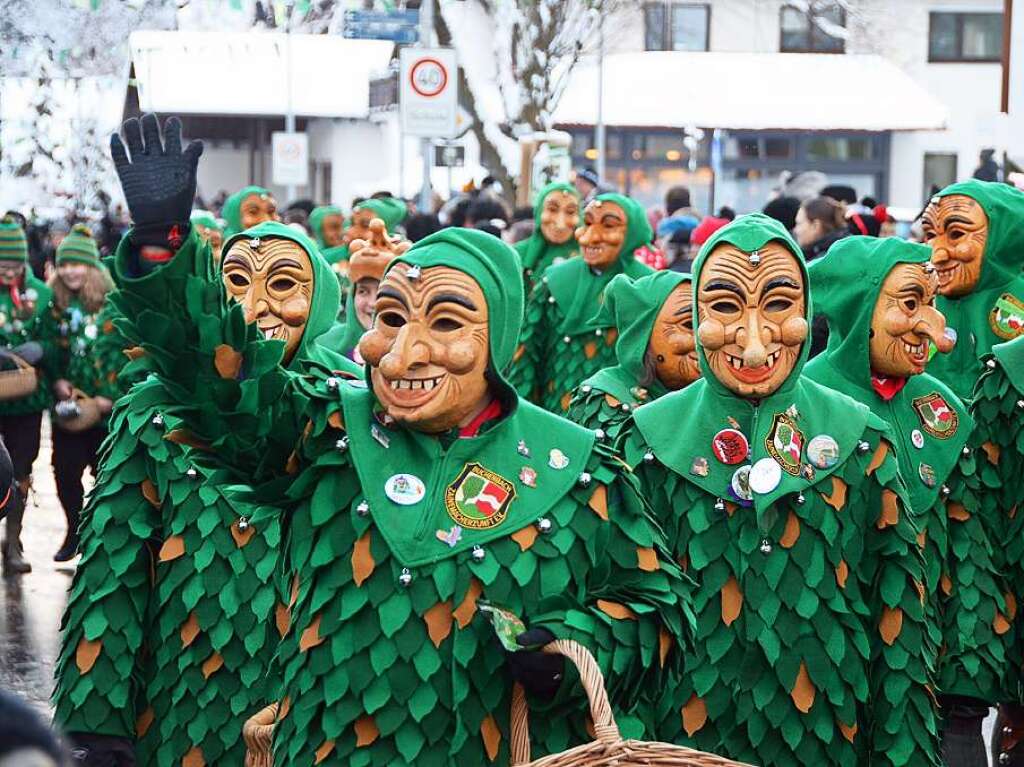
[711,429,749,465]
[729,465,753,505]
[548,449,570,470]
[806,434,840,470]
[385,473,426,505]
[918,463,937,488]
[911,429,925,449]
[749,458,783,495]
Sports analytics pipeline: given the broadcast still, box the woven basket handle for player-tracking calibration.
[9,354,31,371]
[509,639,622,766]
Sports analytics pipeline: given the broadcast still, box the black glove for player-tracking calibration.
[67,733,136,767]
[507,627,564,702]
[110,113,202,254]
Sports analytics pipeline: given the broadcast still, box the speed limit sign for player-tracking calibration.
[400,48,457,138]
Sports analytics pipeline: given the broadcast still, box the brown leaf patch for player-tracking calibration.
[681,694,707,736]
[914,579,926,605]
[877,490,899,529]
[1006,592,1018,620]
[880,606,903,645]
[141,478,160,508]
[135,707,154,738]
[659,625,673,668]
[981,441,1001,466]
[158,535,184,562]
[866,440,889,476]
[300,613,324,652]
[231,519,255,547]
[597,599,637,620]
[637,547,659,572]
[201,651,223,679]
[285,451,299,475]
[512,344,525,363]
[940,573,953,596]
[605,328,618,346]
[424,601,454,648]
[780,510,800,548]
[481,714,501,761]
[164,429,211,451]
[354,715,379,747]
[721,576,743,626]
[182,746,205,767]
[511,525,537,552]
[604,393,621,408]
[995,612,1011,635]
[560,391,572,412]
[839,720,857,743]
[315,740,336,764]
[275,602,291,638]
[454,578,483,629]
[213,344,243,379]
[583,341,598,359]
[835,560,849,589]
[588,483,608,521]
[821,476,848,511]
[351,531,375,587]
[123,345,145,360]
[916,529,926,549]
[180,611,200,648]
[791,661,815,713]
[328,411,344,430]
[75,638,102,674]
[947,502,970,521]
[289,575,300,608]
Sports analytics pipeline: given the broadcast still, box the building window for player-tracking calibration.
[779,2,846,53]
[923,152,958,201]
[929,12,1003,63]
[644,3,710,51]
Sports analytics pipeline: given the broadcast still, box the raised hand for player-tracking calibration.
[110,113,203,229]
[348,218,412,262]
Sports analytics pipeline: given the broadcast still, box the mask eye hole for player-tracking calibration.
[902,297,919,313]
[709,300,739,315]
[431,318,462,332]
[269,277,296,292]
[378,311,406,328]
[226,272,249,288]
[765,298,793,313]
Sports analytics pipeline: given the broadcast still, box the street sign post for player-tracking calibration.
[271,131,309,187]
[343,9,419,44]
[400,47,458,138]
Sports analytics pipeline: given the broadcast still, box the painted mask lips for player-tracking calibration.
[582,245,611,265]
[902,338,928,368]
[724,349,781,384]
[933,263,960,289]
[258,323,284,341]
[386,374,447,404]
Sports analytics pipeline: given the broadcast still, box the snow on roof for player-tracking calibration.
[554,52,948,132]
[129,31,394,118]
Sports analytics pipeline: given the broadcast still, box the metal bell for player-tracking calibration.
[594,428,606,441]
[594,328,603,336]
[398,568,413,587]
[987,358,998,369]
[335,437,349,453]
[577,472,592,487]
[940,484,950,498]
[356,500,370,517]
[406,265,421,280]
[796,493,805,505]
[759,539,773,554]
[237,517,250,532]
[151,413,164,428]
[999,753,1010,765]
[563,335,571,344]
[471,545,486,562]
[748,251,761,266]
[326,377,339,391]
[962,446,971,457]
[621,403,631,412]
[581,385,592,394]
[643,450,655,463]
[186,467,198,479]
[536,518,553,534]
[714,498,725,513]
[1017,399,1024,410]
[547,295,556,304]
[857,440,870,454]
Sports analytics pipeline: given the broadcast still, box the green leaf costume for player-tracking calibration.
[270,227,692,766]
[804,236,1007,704]
[971,336,1024,703]
[927,180,1024,400]
[509,193,654,414]
[566,271,690,438]
[621,214,939,766]
[53,221,355,766]
[513,182,580,294]
[221,185,273,239]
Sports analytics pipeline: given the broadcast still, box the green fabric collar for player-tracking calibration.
[582,365,659,406]
[221,185,271,238]
[520,182,580,275]
[993,335,1024,398]
[341,382,595,566]
[636,213,870,527]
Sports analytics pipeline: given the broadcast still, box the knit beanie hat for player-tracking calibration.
[56,224,100,267]
[0,218,28,263]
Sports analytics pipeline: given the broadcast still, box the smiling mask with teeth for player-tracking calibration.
[869,262,952,377]
[697,241,808,399]
[922,195,988,298]
[221,237,313,364]
[649,281,700,389]
[359,263,492,433]
[575,199,627,271]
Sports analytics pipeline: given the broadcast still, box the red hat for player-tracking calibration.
[691,216,730,246]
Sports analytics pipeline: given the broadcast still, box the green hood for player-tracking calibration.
[222,221,341,372]
[190,210,222,232]
[584,270,690,402]
[804,236,972,513]
[355,197,407,233]
[222,186,272,238]
[992,335,1024,399]
[544,192,654,336]
[308,205,343,249]
[516,181,580,275]
[383,227,524,403]
[634,213,874,526]
[928,180,1024,398]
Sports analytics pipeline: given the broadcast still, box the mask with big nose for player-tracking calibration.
[922,194,988,298]
[359,263,492,433]
[696,241,808,399]
[870,262,954,377]
[649,281,701,390]
[221,237,313,365]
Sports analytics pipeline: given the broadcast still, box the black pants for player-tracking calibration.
[51,425,104,522]
[0,411,43,482]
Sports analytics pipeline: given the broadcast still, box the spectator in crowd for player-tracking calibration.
[794,195,848,261]
[820,184,858,205]
[508,205,535,244]
[573,166,602,203]
[403,212,442,243]
[973,148,1001,182]
[762,195,801,232]
[464,196,509,232]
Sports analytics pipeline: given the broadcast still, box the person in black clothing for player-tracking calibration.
[762,195,801,232]
[794,195,848,261]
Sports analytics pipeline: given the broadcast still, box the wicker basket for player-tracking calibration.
[0,353,37,402]
[54,388,103,433]
[510,640,751,767]
[243,702,278,767]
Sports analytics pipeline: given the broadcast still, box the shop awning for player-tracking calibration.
[554,51,948,132]
[128,31,394,119]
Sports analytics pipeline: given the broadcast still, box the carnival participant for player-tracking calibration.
[806,236,1004,766]
[622,214,938,766]
[0,218,53,575]
[54,117,355,766]
[189,210,224,264]
[567,271,699,436]
[44,225,123,562]
[58,114,693,767]
[308,205,344,253]
[922,179,1024,400]
[509,193,654,414]
[221,185,278,238]
[514,181,580,293]
[324,196,408,268]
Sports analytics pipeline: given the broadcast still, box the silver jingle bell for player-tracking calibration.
[594,428,606,441]
[335,436,349,452]
[759,539,773,554]
[356,500,370,517]
[577,472,592,487]
[536,517,553,534]
[563,335,572,344]
[962,446,971,457]
[326,377,340,391]
[714,498,725,513]
[151,413,164,428]
[398,568,413,587]
[471,545,486,562]
[999,753,1010,766]
[987,358,998,369]
[857,440,871,454]
[643,450,655,463]
[186,467,198,479]
[237,517,250,532]
[796,493,805,505]
[940,484,951,498]
[1017,399,1024,410]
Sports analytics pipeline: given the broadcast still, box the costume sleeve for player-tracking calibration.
[53,407,160,738]
[507,281,549,403]
[566,386,632,440]
[859,430,940,767]
[90,302,133,400]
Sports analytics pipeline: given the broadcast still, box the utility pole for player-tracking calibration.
[284,0,297,203]
[594,13,606,182]
[418,0,434,212]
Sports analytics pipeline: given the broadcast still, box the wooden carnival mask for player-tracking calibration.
[540,191,580,245]
[221,237,313,364]
[576,199,627,271]
[869,262,953,377]
[697,241,808,399]
[348,219,412,331]
[922,195,988,298]
[195,224,224,264]
[320,212,345,248]
[360,264,491,433]
[345,207,377,246]
[649,281,700,389]
[238,192,279,230]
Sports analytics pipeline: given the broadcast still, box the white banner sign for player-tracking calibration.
[271,132,309,187]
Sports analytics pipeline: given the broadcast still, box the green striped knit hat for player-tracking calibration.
[57,224,100,267]
[0,217,28,263]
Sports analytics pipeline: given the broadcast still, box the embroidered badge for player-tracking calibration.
[990,293,1024,340]
[765,412,803,476]
[912,392,958,439]
[445,463,516,530]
